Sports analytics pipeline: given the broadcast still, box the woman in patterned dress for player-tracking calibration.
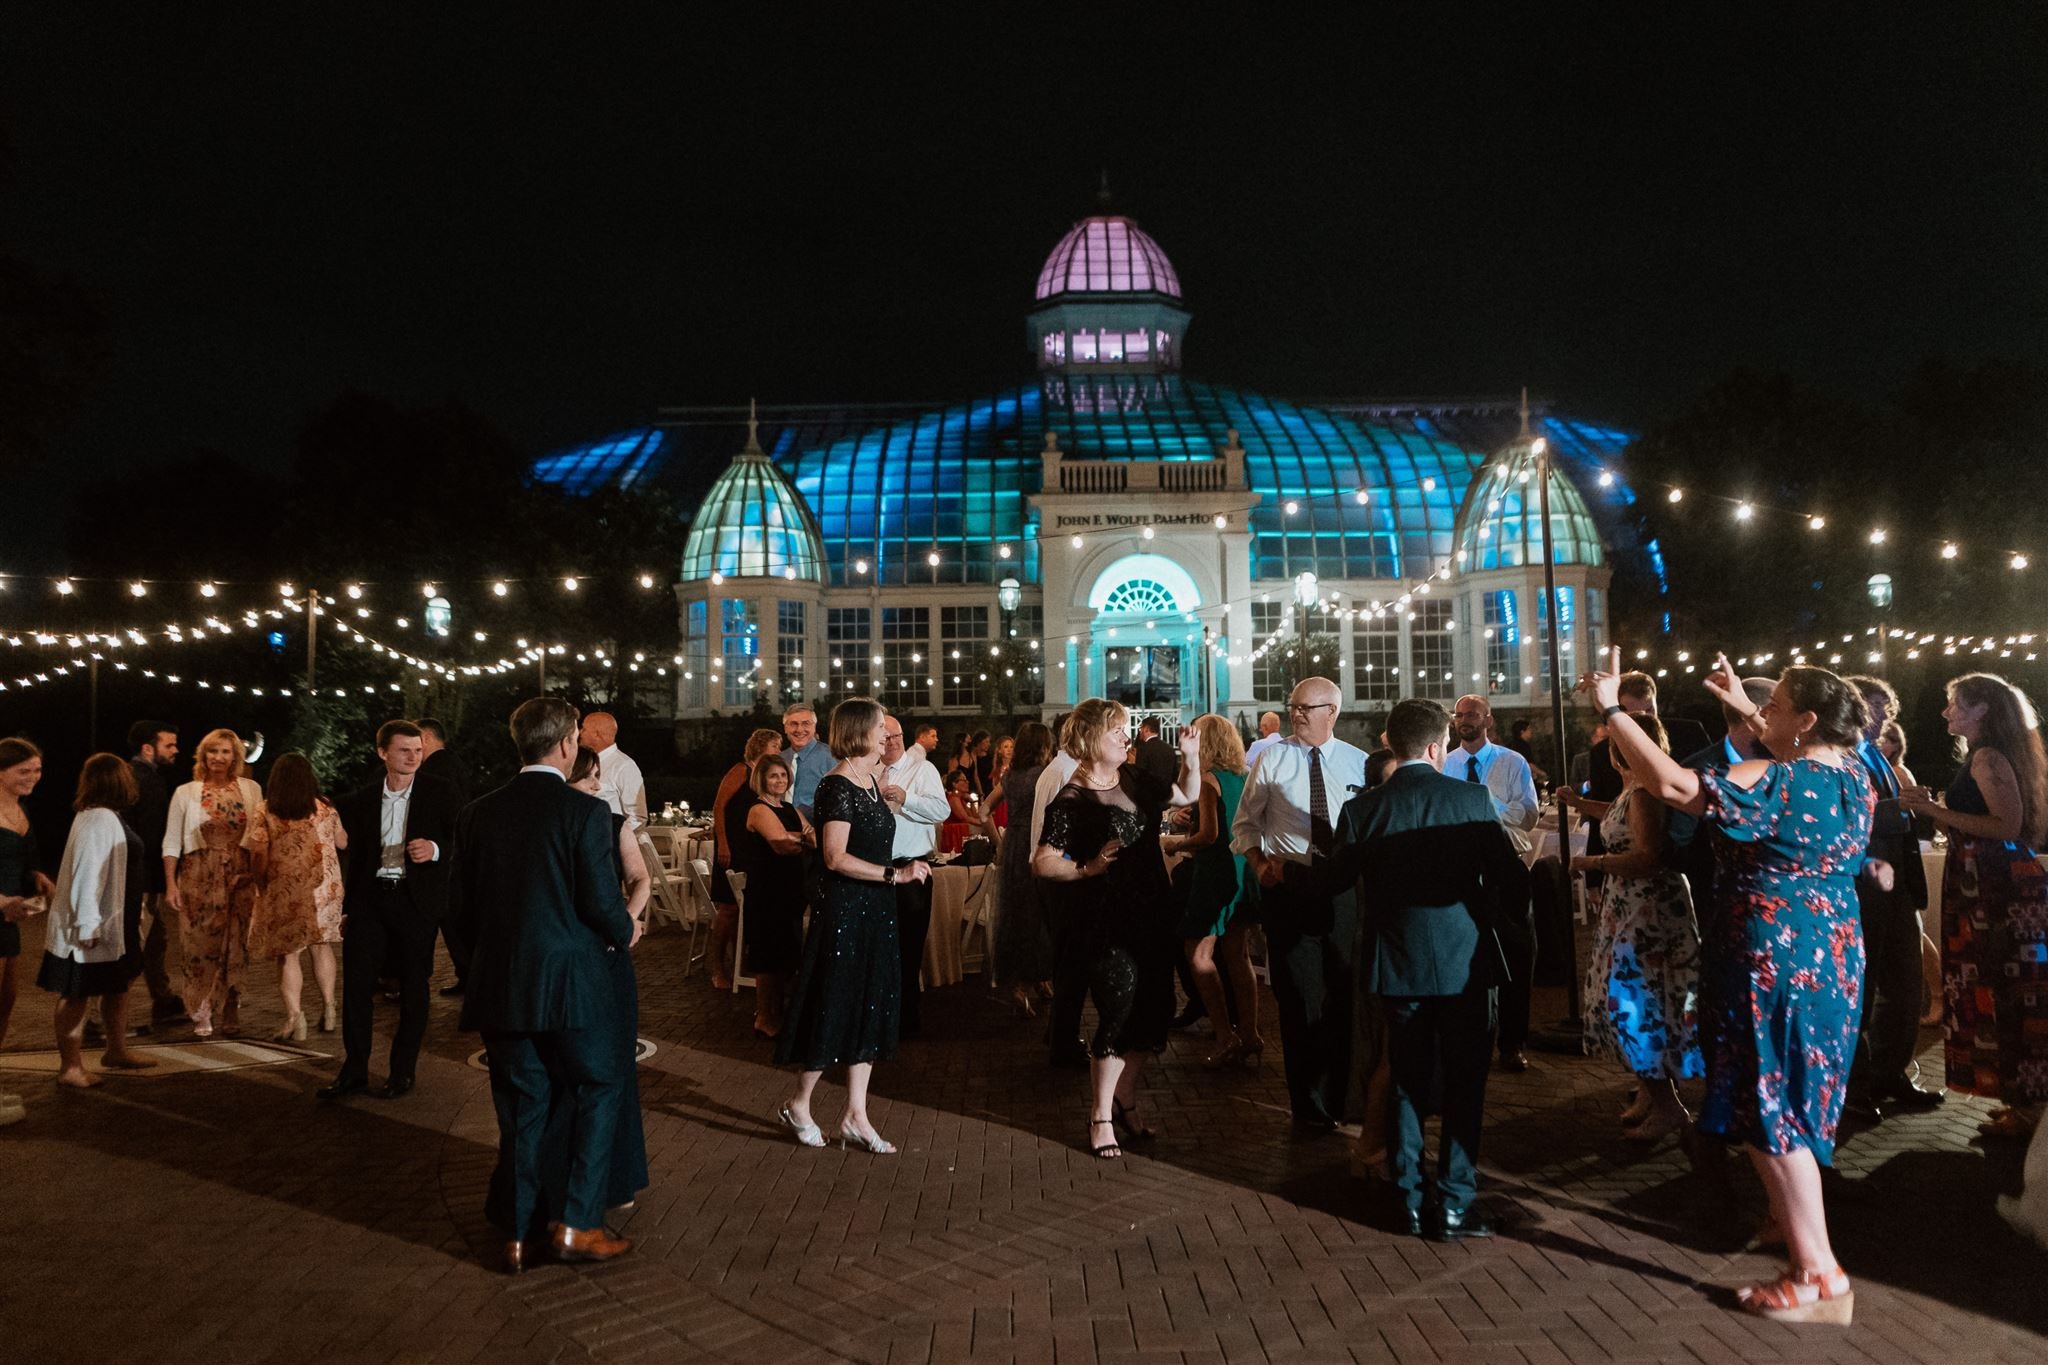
[1163,714,1261,1068]
[161,728,263,1038]
[1573,713,1704,1141]
[1584,649,1875,1325]
[242,752,346,1042]
[1900,672,2048,1142]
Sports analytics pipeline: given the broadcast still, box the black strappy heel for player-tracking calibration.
[1112,1098,1156,1145]
[1088,1118,1122,1159]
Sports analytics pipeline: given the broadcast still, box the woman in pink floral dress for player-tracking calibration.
[161,729,263,1037]
[243,752,346,1041]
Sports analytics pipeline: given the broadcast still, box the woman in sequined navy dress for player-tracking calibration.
[1584,650,1876,1326]
[775,698,930,1155]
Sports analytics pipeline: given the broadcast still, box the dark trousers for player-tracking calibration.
[139,892,182,1010]
[1385,989,1496,1214]
[439,917,471,987]
[1047,895,1090,1060]
[1495,861,1533,1055]
[483,1026,623,1238]
[1853,871,1923,1086]
[1264,875,1358,1123]
[894,873,933,1034]
[341,882,435,1082]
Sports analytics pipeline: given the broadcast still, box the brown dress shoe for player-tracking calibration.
[551,1224,632,1262]
[502,1240,528,1275]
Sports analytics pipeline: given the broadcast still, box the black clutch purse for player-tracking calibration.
[957,835,995,867]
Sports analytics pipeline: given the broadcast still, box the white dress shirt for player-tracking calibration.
[1441,741,1541,854]
[1230,735,1369,865]
[595,743,648,830]
[1243,731,1284,772]
[885,751,949,860]
[377,778,444,877]
[1028,751,1082,852]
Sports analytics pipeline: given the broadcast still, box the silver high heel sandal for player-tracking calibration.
[838,1123,896,1155]
[777,1103,825,1148]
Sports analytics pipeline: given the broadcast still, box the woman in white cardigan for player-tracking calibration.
[41,754,156,1086]
[162,728,263,1037]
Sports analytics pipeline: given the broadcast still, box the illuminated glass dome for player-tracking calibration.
[1451,449,1605,571]
[681,428,827,583]
[1035,216,1182,300]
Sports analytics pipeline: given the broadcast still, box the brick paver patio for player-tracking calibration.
[2,911,2041,1364]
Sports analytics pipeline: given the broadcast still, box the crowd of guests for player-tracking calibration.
[4,655,2046,1316]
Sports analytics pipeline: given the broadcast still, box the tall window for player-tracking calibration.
[1251,600,1291,703]
[1009,604,1045,707]
[683,600,708,710]
[1484,590,1521,696]
[1411,600,1455,699]
[1353,612,1401,702]
[1537,587,1575,694]
[1585,586,1606,659]
[881,607,929,709]
[941,605,989,708]
[776,600,807,705]
[827,607,871,697]
[720,599,758,708]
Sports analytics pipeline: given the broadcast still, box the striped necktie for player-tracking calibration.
[1307,747,1334,856]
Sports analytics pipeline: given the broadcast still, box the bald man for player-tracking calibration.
[1231,678,1368,1129]
[1243,711,1286,772]
[579,713,647,832]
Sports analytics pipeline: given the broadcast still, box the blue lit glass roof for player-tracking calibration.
[679,449,827,583]
[538,385,1652,590]
[528,427,665,496]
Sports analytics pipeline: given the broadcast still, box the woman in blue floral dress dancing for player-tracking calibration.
[1582,648,1878,1326]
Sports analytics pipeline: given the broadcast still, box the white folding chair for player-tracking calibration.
[726,870,754,992]
[958,866,996,975]
[636,833,686,932]
[684,858,719,977]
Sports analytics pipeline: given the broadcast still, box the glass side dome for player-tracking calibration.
[1451,448,1605,571]
[681,440,827,583]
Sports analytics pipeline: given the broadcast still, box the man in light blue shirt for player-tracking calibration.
[1442,695,1539,1070]
[782,703,831,821]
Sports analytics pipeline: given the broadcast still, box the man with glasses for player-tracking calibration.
[1231,677,1368,1130]
[1442,696,1540,1071]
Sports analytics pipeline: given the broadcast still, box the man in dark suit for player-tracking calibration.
[126,718,186,1028]
[1320,698,1529,1241]
[1132,717,1179,785]
[417,718,473,998]
[1844,676,1940,1116]
[318,720,461,1101]
[451,697,638,1272]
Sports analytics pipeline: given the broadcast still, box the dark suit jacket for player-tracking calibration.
[453,771,634,1034]
[419,747,470,810]
[1133,736,1179,786]
[337,772,461,921]
[128,758,170,893]
[1320,763,1529,997]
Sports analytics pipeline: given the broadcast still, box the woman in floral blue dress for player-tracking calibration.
[1583,649,1876,1326]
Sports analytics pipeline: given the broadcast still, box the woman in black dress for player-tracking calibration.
[776,698,931,1155]
[739,751,815,1039]
[993,722,1056,1014]
[1032,699,1201,1158]
[1,738,57,1125]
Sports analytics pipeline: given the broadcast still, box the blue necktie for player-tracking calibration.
[1861,741,1898,800]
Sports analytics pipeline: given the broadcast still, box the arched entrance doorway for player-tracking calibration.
[1085,554,1206,722]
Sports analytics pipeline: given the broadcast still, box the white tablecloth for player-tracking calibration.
[924,861,999,988]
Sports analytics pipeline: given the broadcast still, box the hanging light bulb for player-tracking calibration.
[1941,543,1959,560]
[1735,503,1755,522]
[853,558,869,575]
[1808,515,1826,531]
[2014,553,2031,571]
[638,573,655,589]
[1868,529,1887,546]
[1212,514,1227,529]
[200,582,218,598]
[1667,489,1684,504]
[1596,470,1614,488]
[1070,534,1083,549]
[128,582,147,597]
[1283,500,1299,516]
[1141,525,1155,540]
[562,577,579,591]
[997,543,1012,560]
[55,579,74,596]
[492,581,509,597]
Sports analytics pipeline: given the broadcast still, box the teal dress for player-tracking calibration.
[1177,769,1248,939]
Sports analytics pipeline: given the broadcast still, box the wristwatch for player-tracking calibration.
[882,865,897,885]
[1601,704,1627,721]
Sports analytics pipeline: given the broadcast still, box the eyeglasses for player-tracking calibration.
[1288,703,1336,716]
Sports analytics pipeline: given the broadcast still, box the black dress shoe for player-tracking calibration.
[1877,1079,1945,1111]
[1292,1107,1340,1134]
[1427,1206,1495,1242]
[1497,1050,1530,1073]
[317,1074,370,1101]
[1844,1091,1886,1122]
[502,1240,528,1275]
[376,1076,416,1100]
[439,982,465,998]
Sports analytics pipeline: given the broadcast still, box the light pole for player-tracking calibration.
[1292,570,1319,694]
[997,576,1021,717]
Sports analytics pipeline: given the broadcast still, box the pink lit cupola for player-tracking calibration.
[1027,186,1191,378]
[1034,216,1183,300]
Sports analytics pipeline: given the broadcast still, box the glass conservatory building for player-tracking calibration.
[533,211,1653,725]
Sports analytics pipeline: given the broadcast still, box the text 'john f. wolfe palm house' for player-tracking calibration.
[531,205,1662,729]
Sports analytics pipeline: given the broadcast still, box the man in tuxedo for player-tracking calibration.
[453,697,638,1272]
[1320,698,1528,1240]
[1844,675,1940,1116]
[318,720,460,1101]
[1132,716,1179,785]
[417,718,472,999]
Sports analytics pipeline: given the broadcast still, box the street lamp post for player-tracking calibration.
[1292,570,1319,694]
[997,577,1022,717]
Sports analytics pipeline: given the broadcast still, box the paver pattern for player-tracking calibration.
[2,911,2040,1364]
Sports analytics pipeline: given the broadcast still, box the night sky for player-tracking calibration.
[3,7,2043,525]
